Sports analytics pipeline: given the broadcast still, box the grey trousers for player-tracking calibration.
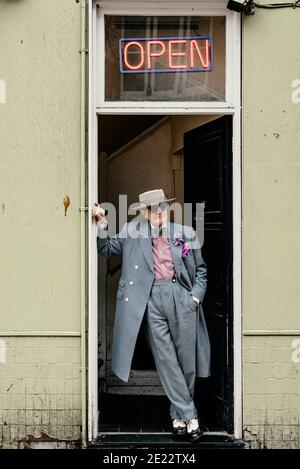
[143,278,198,421]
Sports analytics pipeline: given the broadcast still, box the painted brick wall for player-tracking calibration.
[243,336,300,449]
[0,337,81,449]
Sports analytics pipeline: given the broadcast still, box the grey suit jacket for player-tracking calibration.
[97,217,210,382]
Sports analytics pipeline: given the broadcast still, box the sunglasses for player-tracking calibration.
[147,202,168,213]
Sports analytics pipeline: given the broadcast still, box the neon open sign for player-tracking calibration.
[119,36,214,74]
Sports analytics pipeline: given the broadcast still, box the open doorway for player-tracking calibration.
[97,114,233,434]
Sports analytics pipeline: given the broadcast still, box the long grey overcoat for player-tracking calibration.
[97,216,210,383]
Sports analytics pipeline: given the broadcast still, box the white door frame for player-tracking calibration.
[88,0,242,441]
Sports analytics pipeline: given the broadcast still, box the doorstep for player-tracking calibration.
[89,433,245,449]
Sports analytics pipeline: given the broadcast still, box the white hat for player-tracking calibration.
[132,189,176,211]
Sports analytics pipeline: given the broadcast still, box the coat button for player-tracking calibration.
[135,265,138,269]
[129,281,133,285]
[125,297,129,302]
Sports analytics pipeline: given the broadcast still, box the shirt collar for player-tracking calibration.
[149,220,169,238]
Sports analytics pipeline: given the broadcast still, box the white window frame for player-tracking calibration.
[96,1,238,111]
[88,0,242,442]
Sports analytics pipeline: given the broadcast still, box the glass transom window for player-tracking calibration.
[105,16,226,102]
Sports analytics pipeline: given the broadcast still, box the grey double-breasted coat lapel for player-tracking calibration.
[97,217,210,383]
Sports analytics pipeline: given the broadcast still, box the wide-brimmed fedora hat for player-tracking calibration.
[132,189,176,211]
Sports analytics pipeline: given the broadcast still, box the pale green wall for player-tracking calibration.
[0,0,82,332]
[0,0,82,449]
[243,8,300,331]
[243,7,300,448]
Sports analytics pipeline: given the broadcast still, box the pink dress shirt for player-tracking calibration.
[152,236,175,280]
[150,223,200,304]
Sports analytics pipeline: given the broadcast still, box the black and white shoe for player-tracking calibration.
[186,418,205,442]
[172,418,187,437]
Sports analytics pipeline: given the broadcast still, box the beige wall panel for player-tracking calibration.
[0,336,81,448]
[0,0,82,331]
[243,11,300,330]
[107,119,173,210]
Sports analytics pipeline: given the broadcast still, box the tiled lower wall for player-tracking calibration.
[243,335,300,449]
[0,336,82,449]
[2,334,299,449]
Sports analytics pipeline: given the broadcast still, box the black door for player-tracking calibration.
[184,116,233,433]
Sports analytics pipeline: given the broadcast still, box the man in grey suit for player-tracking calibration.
[92,189,210,441]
